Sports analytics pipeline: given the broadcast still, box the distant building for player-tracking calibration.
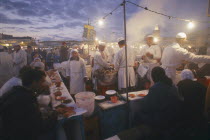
[0,33,36,47]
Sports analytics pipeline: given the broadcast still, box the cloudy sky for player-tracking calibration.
[0,0,209,41]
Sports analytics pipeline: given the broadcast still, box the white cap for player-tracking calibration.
[0,45,3,49]
[176,32,187,39]
[181,69,194,80]
[147,34,154,38]
[117,37,124,42]
[99,42,106,46]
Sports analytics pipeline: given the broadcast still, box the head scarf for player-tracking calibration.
[69,49,79,60]
[181,69,194,80]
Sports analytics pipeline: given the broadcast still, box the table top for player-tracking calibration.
[121,90,149,101]
[49,71,86,119]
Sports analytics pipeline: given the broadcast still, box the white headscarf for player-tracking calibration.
[181,69,194,80]
[69,49,78,59]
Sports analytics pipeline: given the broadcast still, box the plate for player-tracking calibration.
[106,90,116,95]
[95,95,105,100]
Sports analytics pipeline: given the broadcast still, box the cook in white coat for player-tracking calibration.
[114,40,136,90]
[66,49,87,95]
[13,44,27,76]
[161,32,210,83]
[137,35,162,84]
[92,43,111,90]
[0,45,14,87]
[93,43,110,73]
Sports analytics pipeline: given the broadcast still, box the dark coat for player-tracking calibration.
[138,82,182,129]
[0,86,42,140]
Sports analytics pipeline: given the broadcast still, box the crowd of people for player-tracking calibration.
[0,31,210,140]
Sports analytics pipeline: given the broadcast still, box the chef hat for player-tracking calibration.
[146,34,154,38]
[176,32,187,39]
[98,42,106,47]
[72,44,79,48]
[0,45,3,49]
[181,69,194,80]
[117,37,124,42]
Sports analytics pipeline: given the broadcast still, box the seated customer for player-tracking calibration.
[118,67,182,140]
[0,69,56,140]
[177,69,207,138]
[0,66,32,96]
[138,67,182,129]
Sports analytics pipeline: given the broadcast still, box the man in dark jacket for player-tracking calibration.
[0,69,49,140]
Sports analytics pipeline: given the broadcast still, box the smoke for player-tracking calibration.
[127,0,209,43]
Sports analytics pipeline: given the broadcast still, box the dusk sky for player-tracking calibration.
[0,0,209,42]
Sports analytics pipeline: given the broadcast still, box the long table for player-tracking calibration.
[49,71,86,140]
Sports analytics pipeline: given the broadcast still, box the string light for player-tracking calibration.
[126,1,210,24]
[187,21,195,29]
[98,19,104,26]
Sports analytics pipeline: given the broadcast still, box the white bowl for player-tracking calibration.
[105,90,116,95]
[95,95,105,100]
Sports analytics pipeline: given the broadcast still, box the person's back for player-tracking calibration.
[177,79,206,122]
[139,82,181,129]
[0,86,42,140]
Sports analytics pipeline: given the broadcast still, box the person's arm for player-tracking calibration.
[95,54,110,68]
[178,47,210,64]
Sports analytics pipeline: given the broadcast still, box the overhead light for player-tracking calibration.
[95,38,98,41]
[187,22,195,29]
[154,37,159,43]
[98,19,104,26]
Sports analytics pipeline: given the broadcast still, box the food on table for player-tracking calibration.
[129,94,136,98]
[55,107,66,114]
[62,99,72,104]
[55,81,61,87]
[53,91,62,96]
[55,105,75,118]
[55,104,66,109]
[63,110,76,118]
[110,96,118,103]
[138,94,146,97]
[55,96,66,101]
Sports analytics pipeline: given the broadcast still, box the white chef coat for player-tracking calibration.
[0,52,14,87]
[161,43,210,83]
[66,58,87,94]
[0,77,22,96]
[93,51,110,72]
[13,49,27,76]
[114,47,136,90]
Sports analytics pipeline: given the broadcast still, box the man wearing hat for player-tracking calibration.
[161,32,210,83]
[114,40,136,91]
[13,44,27,76]
[137,35,162,87]
[0,45,14,87]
